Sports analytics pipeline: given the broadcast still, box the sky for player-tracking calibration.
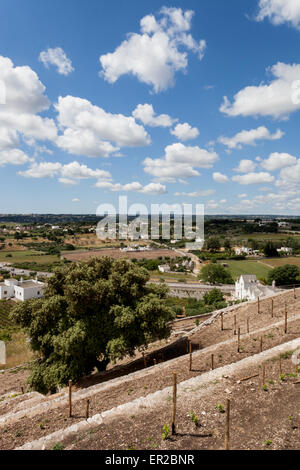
[1,0,300,215]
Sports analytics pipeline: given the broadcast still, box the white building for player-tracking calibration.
[235,275,277,301]
[158,265,171,273]
[0,278,45,301]
[277,247,292,255]
[234,247,253,256]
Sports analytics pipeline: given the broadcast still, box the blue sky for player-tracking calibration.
[1,0,300,214]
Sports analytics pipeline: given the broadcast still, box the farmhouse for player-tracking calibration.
[0,278,45,301]
[235,275,278,301]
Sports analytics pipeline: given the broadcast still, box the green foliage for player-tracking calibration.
[216,403,225,413]
[203,288,224,306]
[267,264,300,286]
[11,257,174,394]
[263,241,278,258]
[189,410,199,427]
[162,423,170,440]
[200,264,234,285]
[206,237,221,252]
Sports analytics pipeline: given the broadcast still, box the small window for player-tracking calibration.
[37,291,40,295]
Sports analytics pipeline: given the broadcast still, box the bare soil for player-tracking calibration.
[0,289,299,450]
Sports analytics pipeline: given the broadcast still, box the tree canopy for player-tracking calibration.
[11,257,174,394]
[267,264,300,286]
[199,263,234,285]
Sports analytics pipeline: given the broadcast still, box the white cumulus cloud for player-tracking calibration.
[213,172,229,183]
[99,7,206,93]
[143,143,218,182]
[261,152,297,171]
[132,103,176,127]
[39,47,74,75]
[220,62,300,119]
[232,172,275,185]
[233,159,257,173]
[256,0,300,29]
[218,126,283,150]
[170,123,199,141]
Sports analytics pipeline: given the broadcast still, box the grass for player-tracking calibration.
[150,270,196,282]
[0,250,59,266]
[0,330,33,369]
[220,260,272,280]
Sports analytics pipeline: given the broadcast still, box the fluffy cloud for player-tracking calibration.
[218,126,283,150]
[234,159,257,173]
[99,7,206,93]
[39,47,74,75]
[19,161,111,184]
[132,103,176,127]
[0,56,57,143]
[174,189,215,197]
[55,96,150,157]
[260,152,297,171]
[256,0,300,29]
[213,172,229,183]
[0,149,32,167]
[220,62,300,119]
[232,172,275,185]
[95,180,167,195]
[143,143,218,181]
[170,123,199,141]
[276,160,300,186]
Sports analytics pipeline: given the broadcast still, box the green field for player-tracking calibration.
[220,260,272,280]
[0,250,60,266]
[150,270,196,282]
[259,257,300,268]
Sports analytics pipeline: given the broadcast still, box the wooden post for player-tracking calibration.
[260,337,263,353]
[68,380,72,418]
[284,306,288,334]
[142,352,147,368]
[258,297,260,314]
[233,315,237,336]
[21,387,24,395]
[225,398,230,450]
[86,399,90,419]
[262,363,266,387]
[237,328,241,353]
[247,318,250,334]
[271,299,273,318]
[221,312,224,331]
[211,354,214,370]
[189,342,193,371]
[172,372,177,435]
[186,339,190,353]
[294,285,296,300]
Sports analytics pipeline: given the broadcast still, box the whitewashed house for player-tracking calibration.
[158,265,171,273]
[0,278,45,301]
[235,274,278,301]
[277,247,292,255]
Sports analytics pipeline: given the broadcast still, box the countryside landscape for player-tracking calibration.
[1,0,300,459]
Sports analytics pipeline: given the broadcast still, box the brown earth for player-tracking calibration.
[62,248,182,262]
[0,289,299,450]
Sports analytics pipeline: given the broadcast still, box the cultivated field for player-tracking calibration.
[260,257,300,269]
[62,248,182,262]
[0,250,59,266]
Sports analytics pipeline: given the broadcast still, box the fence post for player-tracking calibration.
[258,297,260,314]
[233,315,237,336]
[294,285,296,300]
[247,318,250,334]
[211,354,214,370]
[262,363,266,388]
[142,352,147,368]
[237,328,241,353]
[260,337,263,353]
[172,372,177,435]
[221,313,224,331]
[68,380,72,418]
[271,299,273,318]
[86,399,90,419]
[284,305,288,334]
[225,398,231,450]
[189,342,193,371]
